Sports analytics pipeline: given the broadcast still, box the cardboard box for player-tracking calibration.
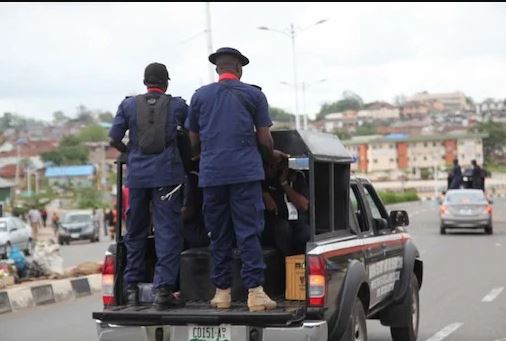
[285,254,306,300]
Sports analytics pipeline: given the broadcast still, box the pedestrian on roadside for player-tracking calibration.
[109,62,187,310]
[28,206,42,240]
[40,209,48,227]
[187,47,284,311]
[51,211,60,236]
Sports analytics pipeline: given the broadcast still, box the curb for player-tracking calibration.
[0,273,102,315]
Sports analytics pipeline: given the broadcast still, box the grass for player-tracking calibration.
[378,190,419,205]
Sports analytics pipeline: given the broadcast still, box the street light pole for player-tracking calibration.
[205,2,214,83]
[289,24,300,130]
[258,19,328,131]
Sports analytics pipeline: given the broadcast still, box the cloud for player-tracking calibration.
[0,2,505,121]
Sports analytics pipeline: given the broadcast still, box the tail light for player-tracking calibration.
[440,205,448,215]
[102,254,115,306]
[307,255,327,307]
[485,205,492,215]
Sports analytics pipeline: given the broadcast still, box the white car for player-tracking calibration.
[0,217,33,258]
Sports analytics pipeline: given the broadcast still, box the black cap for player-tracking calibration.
[209,47,249,66]
[144,62,170,84]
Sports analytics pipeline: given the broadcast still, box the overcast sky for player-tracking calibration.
[1,2,506,121]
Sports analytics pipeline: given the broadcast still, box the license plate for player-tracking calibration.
[71,233,80,238]
[459,209,472,215]
[189,325,231,341]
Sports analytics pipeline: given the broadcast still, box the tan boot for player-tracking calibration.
[210,288,231,309]
[248,286,277,312]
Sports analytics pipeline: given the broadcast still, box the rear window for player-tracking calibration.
[446,192,486,204]
[63,214,91,224]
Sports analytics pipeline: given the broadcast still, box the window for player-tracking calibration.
[350,185,368,233]
[424,142,428,147]
[373,159,378,164]
[363,184,390,232]
[433,142,437,147]
[423,156,427,161]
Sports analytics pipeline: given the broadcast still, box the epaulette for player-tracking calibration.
[249,84,262,91]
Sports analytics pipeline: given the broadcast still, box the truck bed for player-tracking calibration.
[93,300,305,327]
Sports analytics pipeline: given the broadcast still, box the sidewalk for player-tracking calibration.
[0,273,102,314]
[0,226,104,315]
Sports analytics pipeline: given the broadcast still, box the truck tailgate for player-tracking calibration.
[93,300,305,327]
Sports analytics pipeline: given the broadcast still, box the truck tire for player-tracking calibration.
[340,297,368,341]
[390,274,419,341]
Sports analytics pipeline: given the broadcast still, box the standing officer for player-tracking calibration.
[187,47,279,311]
[109,62,186,310]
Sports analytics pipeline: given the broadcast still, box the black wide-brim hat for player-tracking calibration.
[209,47,249,66]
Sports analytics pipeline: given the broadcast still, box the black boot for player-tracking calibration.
[126,284,139,306]
[153,287,185,310]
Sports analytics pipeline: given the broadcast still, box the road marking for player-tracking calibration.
[425,322,463,341]
[482,287,504,302]
[492,338,506,341]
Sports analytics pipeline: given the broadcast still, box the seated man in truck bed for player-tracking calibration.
[262,158,310,256]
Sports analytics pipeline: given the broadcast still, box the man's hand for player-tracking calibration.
[263,191,278,215]
[273,149,290,163]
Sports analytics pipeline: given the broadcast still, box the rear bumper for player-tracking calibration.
[441,218,491,228]
[95,320,328,341]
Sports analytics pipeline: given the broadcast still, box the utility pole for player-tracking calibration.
[290,24,300,130]
[205,2,214,83]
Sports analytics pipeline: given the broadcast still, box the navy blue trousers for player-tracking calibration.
[203,181,265,289]
[124,186,183,289]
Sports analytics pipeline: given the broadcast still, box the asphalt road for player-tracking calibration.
[1,199,505,341]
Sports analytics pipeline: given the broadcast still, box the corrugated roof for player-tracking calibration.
[45,165,95,178]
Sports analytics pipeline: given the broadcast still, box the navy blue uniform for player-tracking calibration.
[109,91,187,290]
[187,76,272,289]
[263,171,310,256]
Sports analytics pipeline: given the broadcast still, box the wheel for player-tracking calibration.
[485,225,493,235]
[440,225,446,235]
[58,237,64,245]
[391,274,420,341]
[340,297,368,341]
[24,238,33,256]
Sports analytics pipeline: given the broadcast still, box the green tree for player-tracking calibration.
[75,105,94,124]
[356,122,377,136]
[98,111,114,123]
[334,129,352,140]
[317,91,363,120]
[41,134,89,166]
[76,187,104,209]
[78,124,108,142]
[470,120,506,163]
[53,110,68,124]
[269,107,294,122]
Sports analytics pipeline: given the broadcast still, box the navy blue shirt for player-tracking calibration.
[187,79,272,187]
[109,91,187,188]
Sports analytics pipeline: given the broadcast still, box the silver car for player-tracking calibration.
[0,217,33,258]
[440,189,493,234]
[58,211,99,244]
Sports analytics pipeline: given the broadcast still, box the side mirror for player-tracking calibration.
[389,210,410,228]
[374,218,389,230]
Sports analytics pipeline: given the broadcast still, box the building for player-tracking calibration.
[344,132,486,178]
[45,165,96,188]
[357,102,400,121]
[410,91,468,112]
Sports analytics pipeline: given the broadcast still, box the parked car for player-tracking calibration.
[58,210,99,244]
[93,130,423,341]
[0,217,33,258]
[439,189,493,234]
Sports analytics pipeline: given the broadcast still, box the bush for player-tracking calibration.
[378,190,419,205]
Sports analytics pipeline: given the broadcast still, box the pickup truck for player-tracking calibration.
[93,130,423,341]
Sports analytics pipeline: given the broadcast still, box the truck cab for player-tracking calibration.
[93,130,423,341]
